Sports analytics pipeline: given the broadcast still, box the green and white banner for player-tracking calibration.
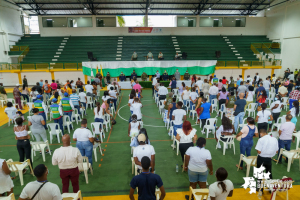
[82,60,216,77]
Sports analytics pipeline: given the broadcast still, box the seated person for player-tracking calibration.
[5,102,18,118]
[131,51,138,60]
[215,116,235,149]
[130,128,150,147]
[175,52,180,60]
[158,52,164,60]
[128,114,141,137]
[147,51,153,60]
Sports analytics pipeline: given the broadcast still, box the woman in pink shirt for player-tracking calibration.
[217,79,223,91]
[50,80,57,91]
[217,87,228,111]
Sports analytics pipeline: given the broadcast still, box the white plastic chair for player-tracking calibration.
[203,118,217,138]
[131,157,138,175]
[267,92,276,106]
[103,114,111,132]
[93,142,103,162]
[6,110,16,126]
[237,154,257,177]
[172,137,180,155]
[219,104,226,119]
[71,109,82,125]
[78,156,93,184]
[276,149,300,172]
[6,159,34,186]
[0,99,6,107]
[91,122,105,142]
[0,193,15,200]
[282,97,289,110]
[245,103,257,117]
[31,140,51,162]
[271,115,286,132]
[293,132,300,150]
[268,131,279,139]
[172,89,178,95]
[238,118,248,132]
[86,96,94,109]
[47,123,63,144]
[110,104,115,115]
[27,102,34,115]
[62,190,82,200]
[159,100,165,115]
[211,99,218,113]
[216,135,236,155]
[154,94,159,104]
[80,103,86,118]
[139,121,144,128]
[63,115,73,134]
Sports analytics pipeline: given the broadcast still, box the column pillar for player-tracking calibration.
[17,72,22,85]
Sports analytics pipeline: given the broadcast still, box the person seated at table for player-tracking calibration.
[158,52,164,60]
[119,72,126,82]
[131,51,138,60]
[147,51,153,60]
[131,70,137,80]
[175,52,180,60]
[162,70,169,81]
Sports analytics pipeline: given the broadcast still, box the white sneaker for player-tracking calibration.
[171,144,176,148]
[217,143,221,149]
[201,130,206,134]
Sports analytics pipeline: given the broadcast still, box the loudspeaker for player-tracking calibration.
[87,52,93,60]
[215,51,221,58]
[182,52,187,60]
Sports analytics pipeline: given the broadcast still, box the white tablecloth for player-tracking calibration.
[118,81,132,89]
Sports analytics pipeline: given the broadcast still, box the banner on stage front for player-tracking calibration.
[128,27,162,33]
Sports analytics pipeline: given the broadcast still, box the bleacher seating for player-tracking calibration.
[12,35,275,64]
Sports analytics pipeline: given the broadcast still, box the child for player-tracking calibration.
[135,89,140,98]
[128,114,140,137]
[16,111,25,121]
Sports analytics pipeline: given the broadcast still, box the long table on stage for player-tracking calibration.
[118,80,192,89]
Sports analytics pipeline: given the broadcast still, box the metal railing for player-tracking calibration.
[216,60,282,67]
[0,62,82,71]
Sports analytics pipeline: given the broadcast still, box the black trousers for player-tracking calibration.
[219,99,226,110]
[257,155,272,191]
[17,139,32,167]
[152,85,155,96]
[257,123,268,136]
[201,119,207,128]
[159,95,166,101]
[272,112,280,127]
[179,142,194,162]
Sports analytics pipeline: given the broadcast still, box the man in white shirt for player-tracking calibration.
[208,83,219,104]
[52,134,83,193]
[132,97,143,121]
[255,129,278,192]
[288,72,294,81]
[152,77,158,97]
[131,51,138,60]
[78,88,87,110]
[147,51,153,60]
[172,101,186,144]
[277,114,295,164]
[189,87,199,111]
[239,75,243,81]
[85,81,95,98]
[19,164,62,200]
[158,83,168,101]
[158,52,164,60]
[263,77,271,97]
[195,77,203,91]
[254,73,260,86]
[133,134,155,173]
[246,75,253,85]
[237,82,247,99]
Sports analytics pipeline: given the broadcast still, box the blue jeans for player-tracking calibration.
[112,99,117,111]
[39,112,47,129]
[239,139,253,167]
[188,170,208,183]
[234,112,245,132]
[54,117,64,135]
[21,94,29,102]
[287,90,292,96]
[189,101,195,112]
[74,105,81,116]
[128,111,133,123]
[173,124,182,136]
[275,88,278,94]
[265,89,269,98]
[63,111,73,129]
[81,102,86,111]
[277,139,292,163]
[183,100,188,107]
[209,95,216,104]
[95,118,103,129]
[76,141,93,165]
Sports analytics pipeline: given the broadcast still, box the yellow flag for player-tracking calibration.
[100,64,104,77]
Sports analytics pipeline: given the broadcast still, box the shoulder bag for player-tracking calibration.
[30,181,47,200]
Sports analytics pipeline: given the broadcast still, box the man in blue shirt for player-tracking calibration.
[70,90,81,117]
[119,72,126,82]
[131,70,137,80]
[129,156,165,200]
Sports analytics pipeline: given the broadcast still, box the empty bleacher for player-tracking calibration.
[12,35,275,64]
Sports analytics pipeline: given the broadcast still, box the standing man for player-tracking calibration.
[237,82,247,99]
[174,69,180,80]
[147,51,153,60]
[227,76,235,93]
[106,72,111,84]
[158,83,168,101]
[13,83,23,110]
[119,72,126,82]
[208,83,219,104]
[158,52,164,60]
[255,129,278,192]
[50,80,57,92]
[183,70,190,81]
[43,80,51,98]
[131,51,138,60]
[60,92,74,127]
[34,95,48,129]
[211,75,218,85]
[234,93,247,132]
[23,75,28,90]
[70,89,81,117]
[131,70,138,80]
[288,72,294,81]
[50,98,64,135]
[294,69,298,81]
[254,73,259,86]
[155,70,161,80]
[130,156,165,200]
[246,75,253,85]
[172,101,186,139]
[0,83,7,103]
[94,76,100,85]
[52,134,83,193]
[141,72,148,81]
[263,77,271,97]
[162,70,169,81]
[276,114,295,164]
[195,77,203,92]
[152,77,158,97]
[76,78,83,89]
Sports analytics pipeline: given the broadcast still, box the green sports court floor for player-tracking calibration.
[1,89,299,198]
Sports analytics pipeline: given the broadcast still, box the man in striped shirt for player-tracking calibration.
[70,90,81,118]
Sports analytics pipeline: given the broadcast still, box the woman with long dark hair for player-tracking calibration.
[129,89,137,100]
[208,167,234,200]
[255,103,273,134]
[217,87,228,111]
[215,116,235,148]
[179,82,185,95]
[176,121,197,162]
[257,90,267,106]
[50,91,61,103]
[94,102,104,133]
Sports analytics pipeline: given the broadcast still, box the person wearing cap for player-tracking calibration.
[133,134,156,174]
[130,156,165,200]
[60,93,74,129]
[18,164,62,200]
[70,89,81,117]
[34,95,48,129]
[50,98,64,135]
[162,70,169,81]
[13,83,24,110]
[119,72,126,82]
[211,75,218,85]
